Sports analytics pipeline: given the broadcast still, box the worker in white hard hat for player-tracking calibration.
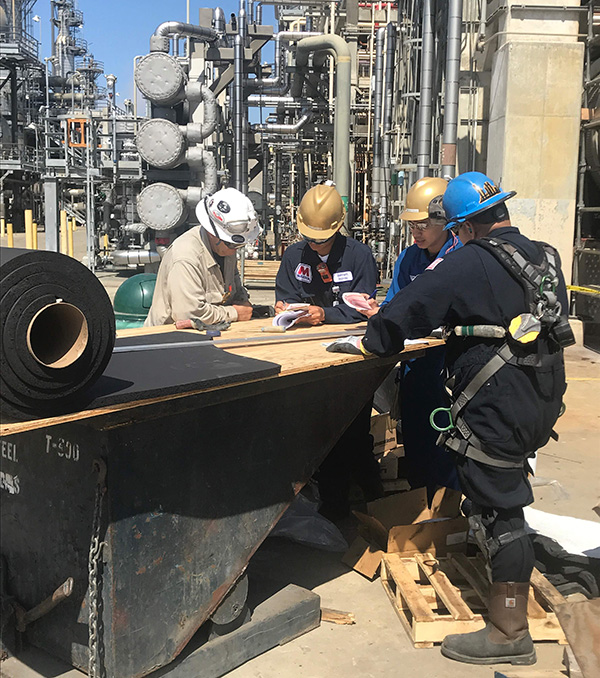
[145,187,260,327]
[275,183,383,519]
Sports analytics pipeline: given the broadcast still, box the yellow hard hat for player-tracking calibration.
[297,184,346,241]
[400,177,448,221]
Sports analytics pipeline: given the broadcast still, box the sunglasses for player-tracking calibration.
[303,234,335,245]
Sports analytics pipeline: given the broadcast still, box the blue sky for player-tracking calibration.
[32,0,275,105]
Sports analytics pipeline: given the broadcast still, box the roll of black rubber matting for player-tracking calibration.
[1,248,115,421]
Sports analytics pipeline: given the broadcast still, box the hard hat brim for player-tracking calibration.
[297,218,343,242]
[399,208,429,221]
[196,199,260,244]
[444,190,516,229]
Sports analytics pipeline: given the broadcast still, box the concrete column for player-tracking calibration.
[485,0,584,283]
[44,178,60,252]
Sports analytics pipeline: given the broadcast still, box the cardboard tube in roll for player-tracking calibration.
[0,248,115,421]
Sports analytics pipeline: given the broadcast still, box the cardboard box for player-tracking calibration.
[374,445,404,480]
[344,487,468,578]
[375,449,398,480]
[370,413,396,453]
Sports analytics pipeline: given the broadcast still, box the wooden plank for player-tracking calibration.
[382,554,436,623]
[321,608,356,625]
[527,588,548,619]
[530,568,567,610]
[0,318,439,436]
[414,553,475,621]
[447,553,489,604]
[528,614,566,643]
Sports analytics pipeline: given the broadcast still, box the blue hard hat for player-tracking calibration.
[442,171,516,229]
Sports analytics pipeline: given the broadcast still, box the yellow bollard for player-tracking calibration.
[67,219,74,257]
[32,222,38,250]
[60,211,68,254]
[7,222,14,247]
[25,210,34,249]
[1,217,5,238]
[71,217,76,232]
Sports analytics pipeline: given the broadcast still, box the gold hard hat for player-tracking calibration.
[400,177,448,221]
[297,184,346,241]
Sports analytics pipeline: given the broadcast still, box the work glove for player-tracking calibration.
[326,336,371,356]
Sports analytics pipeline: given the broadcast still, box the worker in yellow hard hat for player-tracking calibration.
[275,183,382,518]
[362,177,463,502]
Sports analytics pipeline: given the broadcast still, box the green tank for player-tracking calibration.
[113,273,156,330]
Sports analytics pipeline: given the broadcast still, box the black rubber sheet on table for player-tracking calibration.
[79,331,281,410]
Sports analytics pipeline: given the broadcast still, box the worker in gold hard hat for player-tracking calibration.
[362,177,463,502]
[275,183,382,518]
[275,183,374,324]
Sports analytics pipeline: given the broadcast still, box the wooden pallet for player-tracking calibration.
[381,552,567,648]
[242,260,281,284]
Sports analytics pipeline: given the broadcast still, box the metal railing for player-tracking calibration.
[0,28,39,58]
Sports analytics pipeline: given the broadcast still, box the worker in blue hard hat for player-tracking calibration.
[328,171,574,667]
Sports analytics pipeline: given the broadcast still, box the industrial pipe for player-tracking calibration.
[151,21,218,52]
[292,35,352,208]
[233,33,247,193]
[248,31,322,91]
[371,26,385,228]
[213,7,226,35]
[187,148,219,195]
[182,85,218,139]
[380,24,396,230]
[441,0,463,178]
[252,112,311,134]
[416,0,434,179]
[111,249,162,266]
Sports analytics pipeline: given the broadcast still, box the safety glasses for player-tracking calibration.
[408,218,446,232]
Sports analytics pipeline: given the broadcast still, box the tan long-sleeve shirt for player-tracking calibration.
[144,227,248,327]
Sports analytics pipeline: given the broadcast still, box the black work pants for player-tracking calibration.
[457,457,535,583]
[479,506,535,582]
[316,398,382,512]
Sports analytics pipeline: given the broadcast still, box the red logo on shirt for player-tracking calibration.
[294,263,312,283]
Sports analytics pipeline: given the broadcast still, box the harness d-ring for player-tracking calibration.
[430,406,455,432]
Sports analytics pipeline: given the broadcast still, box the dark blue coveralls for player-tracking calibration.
[276,234,382,515]
[363,227,568,582]
[383,233,463,501]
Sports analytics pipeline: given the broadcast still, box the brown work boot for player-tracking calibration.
[441,581,536,665]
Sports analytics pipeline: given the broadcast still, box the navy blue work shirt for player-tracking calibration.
[275,234,379,323]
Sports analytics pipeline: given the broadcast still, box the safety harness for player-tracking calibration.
[431,236,575,470]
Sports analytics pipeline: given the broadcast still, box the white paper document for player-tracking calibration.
[273,304,310,329]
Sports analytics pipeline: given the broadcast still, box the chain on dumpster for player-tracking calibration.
[88,458,107,678]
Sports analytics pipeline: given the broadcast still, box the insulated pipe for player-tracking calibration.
[186,149,219,195]
[233,34,247,192]
[249,32,322,90]
[416,0,434,179]
[111,249,162,266]
[184,84,218,139]
[213,7,226,35]
[441,0,463,178]
[371,27,385,228]
[252,112,311,134]
[151,21,218,52]
[291,35,352,207]
[380,24,396,230]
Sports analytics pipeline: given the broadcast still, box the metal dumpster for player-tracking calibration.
[1,328,414,677]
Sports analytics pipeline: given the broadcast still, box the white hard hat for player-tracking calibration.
[196,187,261,246]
